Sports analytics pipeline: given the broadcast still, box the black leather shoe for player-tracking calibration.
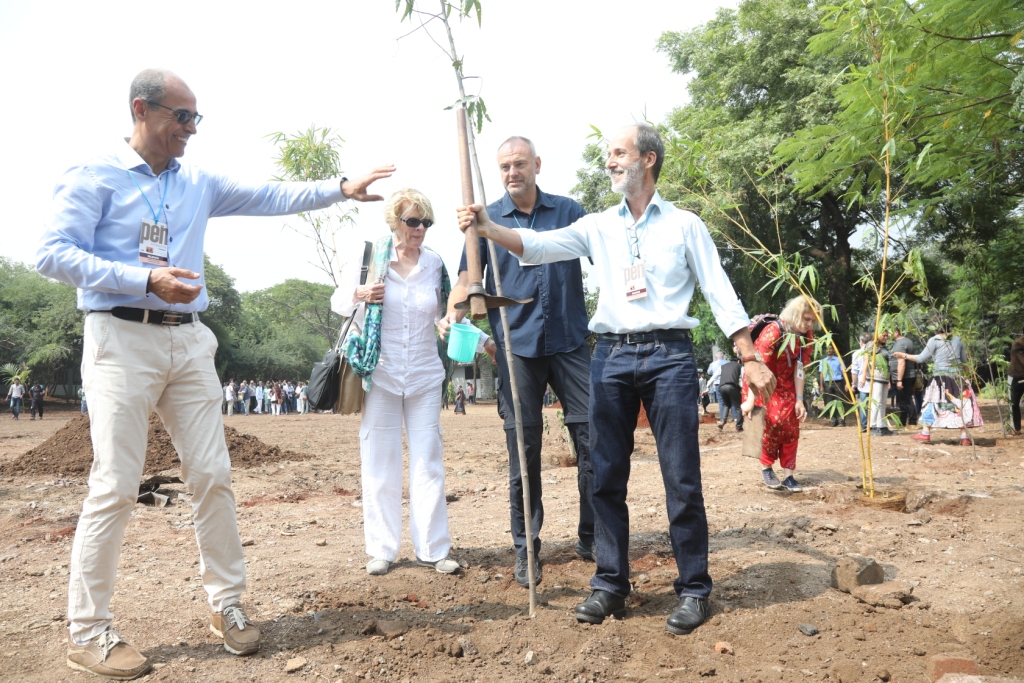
[574,540,596,562]
[665,596,710,635]
[574,590,627,624]
[514,555,542,588]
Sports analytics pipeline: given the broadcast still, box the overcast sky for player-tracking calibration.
[0,0,735,293]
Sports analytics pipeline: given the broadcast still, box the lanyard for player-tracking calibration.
[623,212,645,265]
[123,165,169,224]
[512,210,537,231]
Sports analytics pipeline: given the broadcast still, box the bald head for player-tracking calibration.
[498,136,536,158]
[129,69,189,122]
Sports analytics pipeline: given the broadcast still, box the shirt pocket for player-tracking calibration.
[650,244,690,288]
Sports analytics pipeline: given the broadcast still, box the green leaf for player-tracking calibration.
[914,142,933,170]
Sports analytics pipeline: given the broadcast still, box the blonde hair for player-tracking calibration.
[779,295,822,331]
[383,188,434,230]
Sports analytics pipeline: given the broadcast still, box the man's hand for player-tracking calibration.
[456,204,493,239]
[795,400,807,423]
[147,267,202,304]
[342,165,396,202]
[743,361,776,404]
[484,338,497,362]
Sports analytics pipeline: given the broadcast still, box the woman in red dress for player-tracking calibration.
[741,296,821,492]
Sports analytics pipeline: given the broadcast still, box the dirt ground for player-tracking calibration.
[1,398,1022,683]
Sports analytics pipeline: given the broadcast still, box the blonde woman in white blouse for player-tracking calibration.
[331,188,491,576]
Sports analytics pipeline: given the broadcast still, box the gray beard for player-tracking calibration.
[610,159,644,197]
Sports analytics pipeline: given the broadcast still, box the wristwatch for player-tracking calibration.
[741,352,763,364]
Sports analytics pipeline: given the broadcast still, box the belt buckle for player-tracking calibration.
[161,311,184,326]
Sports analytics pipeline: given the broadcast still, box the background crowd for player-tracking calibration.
[220,379,310,416]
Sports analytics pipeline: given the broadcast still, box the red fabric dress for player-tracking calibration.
[742,323,812,470]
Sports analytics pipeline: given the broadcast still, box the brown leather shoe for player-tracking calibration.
[66,629,151,680]
[210,604,261,655]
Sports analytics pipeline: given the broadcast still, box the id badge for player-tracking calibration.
[139,220,169,267]
[623,261,648,301]
[796,365,805,380]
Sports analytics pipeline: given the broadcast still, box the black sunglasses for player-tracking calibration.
[400,217,433,229]
[146,101,204,126]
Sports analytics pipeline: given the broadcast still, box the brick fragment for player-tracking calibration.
[926,655,981,682]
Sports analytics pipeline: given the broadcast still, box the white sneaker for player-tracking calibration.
[417,556,460,574]
[366,558,390,575]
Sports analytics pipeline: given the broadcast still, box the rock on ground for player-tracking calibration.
[830,554,885,593]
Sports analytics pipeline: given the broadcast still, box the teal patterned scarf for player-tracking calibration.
[342,234,452,391]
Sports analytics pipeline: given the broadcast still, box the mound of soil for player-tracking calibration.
[0,413,307,477]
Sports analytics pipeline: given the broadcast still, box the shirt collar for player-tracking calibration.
[498,187,556,218]
[617,190,668,222]
[116,138,181,176]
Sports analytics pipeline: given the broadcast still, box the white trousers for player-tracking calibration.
[869,380,890,429]
[68,314,245,642]
[360,384,450,562]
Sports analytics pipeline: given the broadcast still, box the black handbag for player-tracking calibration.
[307,241,373,411]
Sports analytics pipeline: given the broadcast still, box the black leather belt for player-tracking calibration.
[598,329,691,344]
[106,307,198,326]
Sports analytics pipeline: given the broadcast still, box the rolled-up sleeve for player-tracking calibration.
[685,217,750,338]
[330,255,362,318]
[210,175,345,218]
[37,165,151,296]
[517,218,592,265]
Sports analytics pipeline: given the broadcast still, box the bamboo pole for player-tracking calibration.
[455,108,537,616]
[443,7,537,612]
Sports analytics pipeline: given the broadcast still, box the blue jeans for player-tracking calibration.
[589,336,711,599]
[9,397,21,418]
[857,390,868,430]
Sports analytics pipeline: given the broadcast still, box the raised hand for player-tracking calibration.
[342,165,396,202]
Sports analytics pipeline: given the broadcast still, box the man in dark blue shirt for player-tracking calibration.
[441,136,594,587]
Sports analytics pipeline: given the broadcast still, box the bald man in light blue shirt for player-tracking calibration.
[39,68,392,679]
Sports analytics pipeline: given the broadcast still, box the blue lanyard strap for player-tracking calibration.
[512,210,537,231]
[123,165,169,224]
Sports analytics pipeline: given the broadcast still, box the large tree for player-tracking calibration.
[655,0,875,353]
[0,257,82,393]
[775,0,1024,353]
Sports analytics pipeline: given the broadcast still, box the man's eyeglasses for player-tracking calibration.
[146,101,203,126]
[626,221,641,260]
[400,217,433,229]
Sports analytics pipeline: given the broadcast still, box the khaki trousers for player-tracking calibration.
[68,313,245,642]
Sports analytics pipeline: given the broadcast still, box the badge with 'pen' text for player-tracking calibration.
[623,261,648,301]
[139,219,169,267]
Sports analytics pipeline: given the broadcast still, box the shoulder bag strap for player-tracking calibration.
[333,241,374,352]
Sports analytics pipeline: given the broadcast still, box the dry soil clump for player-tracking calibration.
[0,413,307,477]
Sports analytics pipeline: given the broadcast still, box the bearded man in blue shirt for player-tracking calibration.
[457,124,776,635]
[440,136,595,589]
[37,68,392,680]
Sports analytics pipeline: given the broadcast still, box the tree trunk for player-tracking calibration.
[818,193,856,357]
